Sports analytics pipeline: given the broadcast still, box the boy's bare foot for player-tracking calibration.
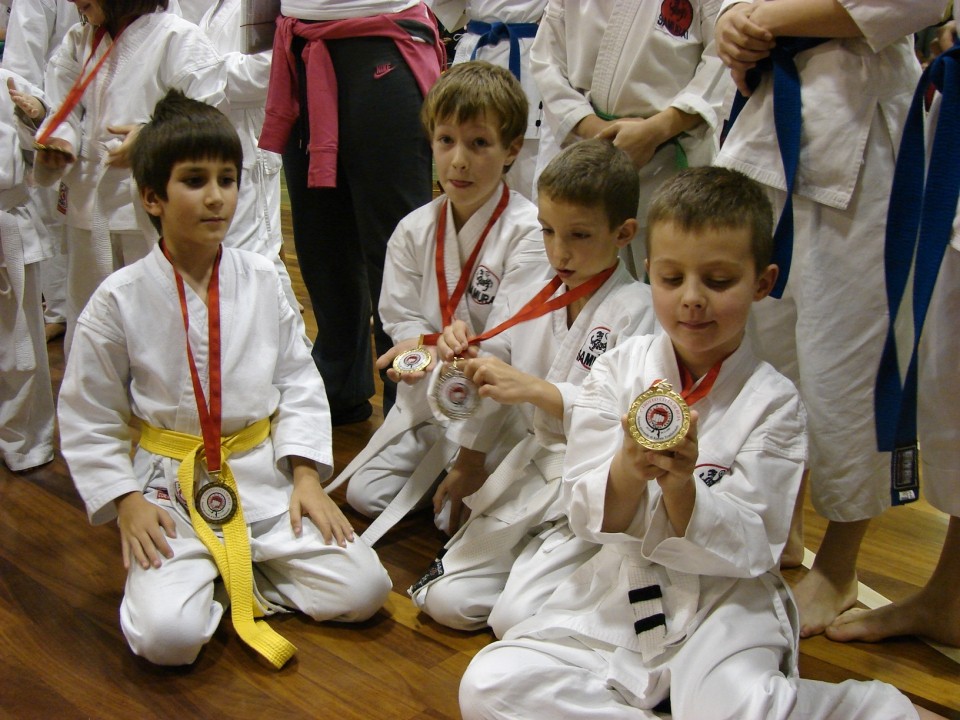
[792,564,859,638]
[45,322,66,343]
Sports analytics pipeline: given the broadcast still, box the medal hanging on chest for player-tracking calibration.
[627,382,691,451]
[433,358,481,420]
[195,480,238,525]
[392,334,432,375]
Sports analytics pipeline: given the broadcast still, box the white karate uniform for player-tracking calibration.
[337,184,546,528]
[461,333,919,720]
[58,245,391,666]
[37,12,226,354]
[179,0,218,24]
[530,0,729,274]
[917,61,960,518]
[410,263,656,636]
[198,0,300,316]
[428,0,548,201]
[716,0,946,522]
[0,69,54,471]
[1,0,78,327]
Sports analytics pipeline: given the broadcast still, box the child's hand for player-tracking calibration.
[715,3,775,95]
[650,409,699,493]
[116,491,176,570]
[596,118,662,169]
[104,123,142,168]
[377,336,438,385]
[6,77,45,122]
[462,356,536,405]
[433,447,487,533]
[290,459,354,547]
[612,414,668,483]
[437,320,477,362]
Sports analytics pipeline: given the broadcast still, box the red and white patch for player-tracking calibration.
[658,0,694,38]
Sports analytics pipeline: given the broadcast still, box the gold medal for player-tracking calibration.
[33,142,75,160]
[195,480,238,525]
[392,336,433,374]
[627,382,690,451]
[433,358,480,419]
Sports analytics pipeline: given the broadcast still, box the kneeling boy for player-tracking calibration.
[58,91,391,668]
[459,168,941,719]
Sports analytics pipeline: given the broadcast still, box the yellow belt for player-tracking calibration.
[138,417,297,669]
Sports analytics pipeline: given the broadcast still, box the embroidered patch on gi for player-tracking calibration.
[155,487,171,501]
[657,0,694,38]
[696,463,728,487]
[410,550,446,594]
[468,265,500,305]
[576,326,611,370]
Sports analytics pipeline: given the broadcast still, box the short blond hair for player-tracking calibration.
[420,61,528,148]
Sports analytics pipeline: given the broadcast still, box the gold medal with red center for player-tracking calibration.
[627,382,690,451]
[392,335,432,374]
[433,358,480,419]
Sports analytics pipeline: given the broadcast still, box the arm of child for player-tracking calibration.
[463,355,564,419]
[746,0,863,39]
[289,456,355,547]
[104,123,142,168]
[115,490,177,570]
[433,446,488,533]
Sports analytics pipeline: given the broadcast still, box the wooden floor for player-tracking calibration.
[2,205,958,718]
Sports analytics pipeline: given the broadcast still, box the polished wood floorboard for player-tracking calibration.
[1,192,957,718]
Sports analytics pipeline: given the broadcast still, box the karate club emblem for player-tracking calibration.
[659,0,694,37]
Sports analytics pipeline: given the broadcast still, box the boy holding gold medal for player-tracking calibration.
[331,61,546,542]
[458,167,943,720]
[410,139,656,636]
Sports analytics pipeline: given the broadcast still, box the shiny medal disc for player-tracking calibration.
[195,481,238,524]
[433,360,480,419]
[393,346,432,374]
[627,382,690,451]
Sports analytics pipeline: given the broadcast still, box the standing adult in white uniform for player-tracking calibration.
[198,0,300,316]
[714,0,947,636]
[530,0,730,276]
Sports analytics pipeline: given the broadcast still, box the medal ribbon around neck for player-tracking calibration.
[425,183,511,342]
[36,26,120,145]
[162,240,224,474]
[675,360,723,405]
[464,263,617,347]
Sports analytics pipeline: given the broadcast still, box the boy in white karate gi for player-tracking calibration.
[530,0,730,277]
[427,0,548,200]
[332,61,546,542]
[0,68,54,472]
[58,91,391,668]
[714,0,948,635]
[410,138,656,636]
[459,167,944,720]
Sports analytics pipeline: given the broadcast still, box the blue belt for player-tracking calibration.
[724,37,828,299]
[467,20,538,80]
[874,39,960,505]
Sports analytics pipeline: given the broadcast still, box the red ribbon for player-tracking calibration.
[161,242,224,474]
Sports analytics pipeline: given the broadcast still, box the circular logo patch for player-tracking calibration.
[660,0,694,37]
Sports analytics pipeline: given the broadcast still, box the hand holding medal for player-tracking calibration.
[380,335,437,384]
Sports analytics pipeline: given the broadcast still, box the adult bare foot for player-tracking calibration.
[826,586,960,647]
